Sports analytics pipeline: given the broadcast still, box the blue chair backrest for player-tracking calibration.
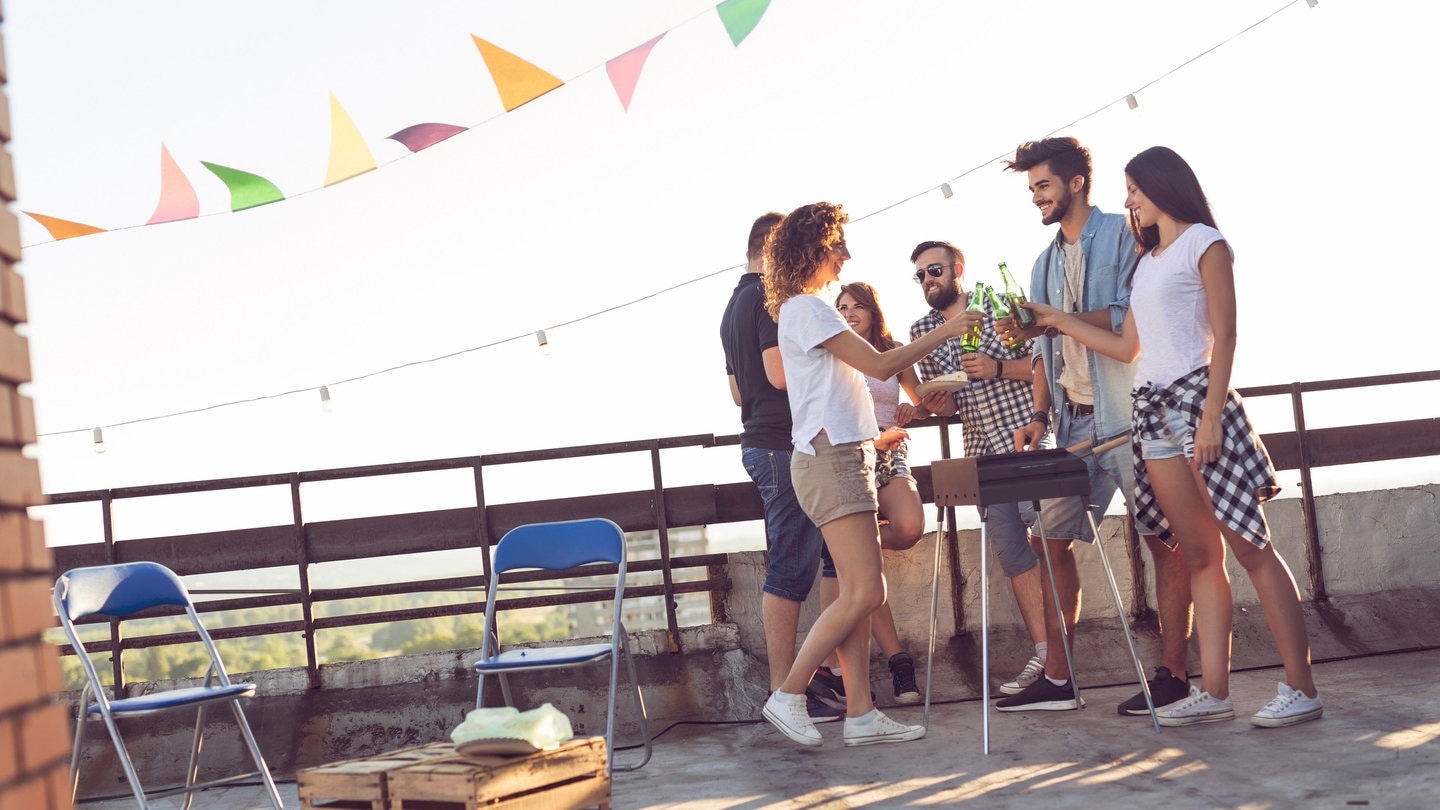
[493,518,625,574]
[57,561,191,623]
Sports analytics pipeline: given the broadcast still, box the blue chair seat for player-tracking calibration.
[475,644,612,672]
[90,683,258,718]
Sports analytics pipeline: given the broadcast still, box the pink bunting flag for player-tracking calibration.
[387,123,468,152]
[147,143,200,224]
[606,34,665,111]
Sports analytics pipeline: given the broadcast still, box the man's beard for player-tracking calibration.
[926,283,960,311]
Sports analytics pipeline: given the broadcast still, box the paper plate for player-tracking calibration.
[456,737,543,758]
[916,371,969,397]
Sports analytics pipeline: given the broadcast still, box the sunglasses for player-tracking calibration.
[912,263,956,283]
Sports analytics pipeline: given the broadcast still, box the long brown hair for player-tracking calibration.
[762,202,847,320]
[836,282,898,352]
[1125,146,1218,252]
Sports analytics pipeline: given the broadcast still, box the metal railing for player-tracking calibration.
[45,370,1440,694]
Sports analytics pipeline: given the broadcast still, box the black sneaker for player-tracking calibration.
[995,676,1083,712]
[808,668,847,710]
[1117,666,1190,716]
[805,690,844,723]
[889,653,921,704]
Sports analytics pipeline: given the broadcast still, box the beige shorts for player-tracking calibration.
[792,432,878,527]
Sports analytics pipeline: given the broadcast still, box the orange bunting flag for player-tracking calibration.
[325,92,377,186]
[470,35,564,112]
[147,142,200,224]
[24,212,106,241]
[606,34,665,111]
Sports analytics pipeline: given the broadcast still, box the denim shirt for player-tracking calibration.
[1028,207,1141,440]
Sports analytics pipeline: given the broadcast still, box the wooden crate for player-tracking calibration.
[389,737,610,810]
[298,741,458,810]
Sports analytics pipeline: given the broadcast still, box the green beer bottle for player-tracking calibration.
[987,284,1026,351]
[998,261,1035,328]
[960,281,987,353]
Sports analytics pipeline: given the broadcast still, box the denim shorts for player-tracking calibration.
[982,500,1039,577]
[875,443,915,490]
[1140,405,1194,461]
[1036,409,1138,543]
[791,433,878,528]
[742,446,827,603]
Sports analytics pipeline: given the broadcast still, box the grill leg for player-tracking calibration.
[1087,510,1162,732]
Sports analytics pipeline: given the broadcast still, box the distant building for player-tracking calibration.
[566,526,712,635]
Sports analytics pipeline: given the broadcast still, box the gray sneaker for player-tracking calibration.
[999,655,1045,695]
[1156,685,1235,727]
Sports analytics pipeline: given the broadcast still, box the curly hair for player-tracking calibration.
[762,202,848,321]
[836,282,898,352]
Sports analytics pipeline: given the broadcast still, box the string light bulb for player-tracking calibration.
[536,329,551,355]
[1306,0,1318,7]
[319,385,333,412]
[1125,94,1139,110]
[92,427,107,454]
[940,183,953,199]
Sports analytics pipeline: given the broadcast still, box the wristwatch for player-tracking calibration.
[1045,326,1060,338]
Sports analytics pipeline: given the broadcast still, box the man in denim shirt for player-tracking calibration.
[999,137,1194,714]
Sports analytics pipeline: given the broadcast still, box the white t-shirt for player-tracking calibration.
[1131,223,1230,387]
[778,293,880,455]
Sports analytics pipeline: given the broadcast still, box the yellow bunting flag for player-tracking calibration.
[325,92,377,187]
[24,212,106,241]
[471,35,564,112]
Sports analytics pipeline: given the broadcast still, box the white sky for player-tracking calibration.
[8,1,1437,546]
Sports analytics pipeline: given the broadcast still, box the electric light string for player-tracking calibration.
[36,0,1315,445]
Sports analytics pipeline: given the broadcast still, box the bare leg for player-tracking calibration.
[1145,457,1233,699]
[778,511,886,718]
[1010,564,1047,648]
[819,575,841,671]
[762,594,803,692]
[1144,533,1193,678]
[1031,533,1080,681]
[877,477,924,551]
[871,601,903,658]
[1223,528,1317,696]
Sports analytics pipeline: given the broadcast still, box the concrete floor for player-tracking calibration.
[80,647,1439,809]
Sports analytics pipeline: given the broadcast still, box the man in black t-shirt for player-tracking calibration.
[720,212,840,723]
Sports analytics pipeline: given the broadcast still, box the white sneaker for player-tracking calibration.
[999,655,1044,695]
[1251,682,1323,728]
[842,709,927,747]
[1156,684,1235,727]
[764,690,822,746]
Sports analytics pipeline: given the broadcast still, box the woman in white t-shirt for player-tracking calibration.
[758,202,972,748]
[1020,147,1322,729]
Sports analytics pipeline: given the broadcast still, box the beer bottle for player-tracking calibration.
[998,261,1035,328]
[960,282,987,353]
[987,284,1026,351]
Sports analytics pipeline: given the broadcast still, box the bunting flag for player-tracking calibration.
[717,0,772,47]
[147,143,200,224]
[470,35,564,112]
[606,34,665,111]
[201,162,285,212]
[387,123,468,153]
[325,92,377,186]
[24,212,107,241]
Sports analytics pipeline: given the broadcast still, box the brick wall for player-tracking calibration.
[0,2,75,807]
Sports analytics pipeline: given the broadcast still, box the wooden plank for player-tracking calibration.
[297,741,455,810]
[388,737,607,810]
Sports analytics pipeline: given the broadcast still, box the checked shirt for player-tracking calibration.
[1131,365,1282,547]
[910,298,1033,459]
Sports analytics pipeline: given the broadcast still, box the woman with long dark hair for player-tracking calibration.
[1021,147,1322,728]
[759,202,971,747]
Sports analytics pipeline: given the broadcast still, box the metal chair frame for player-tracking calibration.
[53,561,283,810]
[473,517,652,773]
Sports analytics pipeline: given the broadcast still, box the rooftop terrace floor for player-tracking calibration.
[82,647,1438,809]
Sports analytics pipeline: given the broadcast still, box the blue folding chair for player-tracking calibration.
[473,518,652,773]
[53,561,284,809]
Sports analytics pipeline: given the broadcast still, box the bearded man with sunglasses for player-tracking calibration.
[907,241,1050,698]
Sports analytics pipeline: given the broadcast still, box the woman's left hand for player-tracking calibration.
[876,426,909,451]
[1191,413,1223,468]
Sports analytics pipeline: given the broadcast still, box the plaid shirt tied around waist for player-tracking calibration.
[1131,365,1282,547]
